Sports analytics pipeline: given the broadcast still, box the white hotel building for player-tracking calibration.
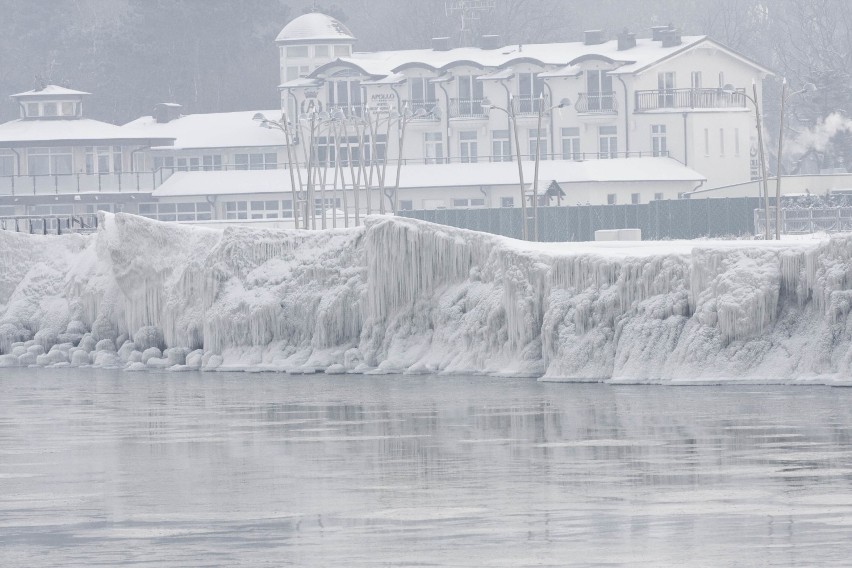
[0,12,774,224]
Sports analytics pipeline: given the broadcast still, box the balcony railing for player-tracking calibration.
[404,100,441,120]
[575,92,618,114]
[635,88,747,111]
[0,170,174,196]
[514,95,550,116]
[326,104,366,118]
[449,98,487,119]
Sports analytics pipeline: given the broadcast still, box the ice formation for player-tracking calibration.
[1,212,852,384]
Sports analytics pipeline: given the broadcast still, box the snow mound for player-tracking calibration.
[1,212,851,384]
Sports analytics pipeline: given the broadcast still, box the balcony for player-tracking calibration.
[449,98,487,119]
[575,92,618,114]
[325,104,367,118]
[0,170,171,197]
[404,100,441,121]
[634,88,747,111]
[514,95,550,116]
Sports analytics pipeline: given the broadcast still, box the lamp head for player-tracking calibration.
[480,97,493,112]
[252,112,267,122]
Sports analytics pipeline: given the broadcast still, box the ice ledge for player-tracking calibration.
[0,213,850,385]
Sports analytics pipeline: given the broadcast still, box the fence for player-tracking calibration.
[0,214,99,235]
[399,197,766,241]
[755,206,852,235]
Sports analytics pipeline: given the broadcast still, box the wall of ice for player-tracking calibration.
[1,212,851,384]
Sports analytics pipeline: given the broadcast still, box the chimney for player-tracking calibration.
[660,28,682,47]
[651,25,668,41]
[431,37,451,51]
[154,102,182,124]
[481,34,501,50]
[617,28,636,51]
[583,30,605,45]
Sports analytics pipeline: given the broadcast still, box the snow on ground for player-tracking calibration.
[0,213,850,385]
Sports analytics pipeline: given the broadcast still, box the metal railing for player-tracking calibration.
[404,100,441,120]
[0,170,172,196]
[326,104,366,118]
[635,88,747,111]
[0,214,99,235]
[575,92,618,114]
[394,150,670,165]
[449,98,487,119]
[515,94,550,116]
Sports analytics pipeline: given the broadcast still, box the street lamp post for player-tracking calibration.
[482,95,527,240]
[725,81,769,239]
[532,94,571,241]
[774,80,817,239]
[253,111,301,229]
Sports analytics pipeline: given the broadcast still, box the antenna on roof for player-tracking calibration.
[445,0,496,47]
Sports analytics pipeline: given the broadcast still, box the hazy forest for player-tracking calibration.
[0,0,849,147]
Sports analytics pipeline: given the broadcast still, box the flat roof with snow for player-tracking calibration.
[153,157,705,198]
[0,117,175,147]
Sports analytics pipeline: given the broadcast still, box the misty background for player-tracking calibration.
[1,0,851,169]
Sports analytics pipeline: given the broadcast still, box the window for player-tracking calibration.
[654,192,664,201]
[718,72,725,88]
[598,126,618,158]
[607,194,617,205]
[0,150,15,176]
[586,70,614,110]
[561,127,581,160]
[491,130,512,162]
[248,199,293,219]
[235,153,278,170]
[501,197,514,208]
[719,128,725,156]
[459,131,478,163]
[327,77,362,109]
[314,45,329,57]
[529,128,548,160]
[517,72,545,113]
[85,146,122,174]
[42,102,58,117]
[457,75,484,115]
[631,193,640,204]
[153,156,175,171]
[691,71,702,89]
[334,45,351,57]
[202,155,222,171]
[657,72,675,107]
[399,200,414,211]
[139,202,211,222]
[424,132,444,164]
[410,77,436,103]
[651,125,667,157]
[61,102,76,116]
[225,201,248,220]
[176,157,201,172]
[286,45,309,58]
[452,198,485,208]
[734,128,740,156]
[25,102,39,117]
[286,65,310,81]
[27,147,72,175]
[314,197,341,215]
[704,128,710,156]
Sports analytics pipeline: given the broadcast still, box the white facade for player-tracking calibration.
[277,15,771,190]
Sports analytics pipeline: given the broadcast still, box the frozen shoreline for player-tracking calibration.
[1,212,851,385]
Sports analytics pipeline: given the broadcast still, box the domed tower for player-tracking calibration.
[276,12,356,86]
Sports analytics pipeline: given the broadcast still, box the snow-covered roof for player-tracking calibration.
[153,157,705,198]
[276,12,355,44]
[289,36,772,87]
[122,110,286,151]
[0,118,174,147]
[11,85,91,98]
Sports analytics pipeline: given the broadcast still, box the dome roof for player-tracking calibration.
[276,12,355,44]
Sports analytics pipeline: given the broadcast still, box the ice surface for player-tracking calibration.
[1,212,851,384]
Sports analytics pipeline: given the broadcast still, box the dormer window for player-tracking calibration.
[25,103,38,118]
[314,45,329,57]
[43,102,58,117]
[334,45,351,57]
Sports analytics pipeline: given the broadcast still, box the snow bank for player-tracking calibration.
[1,212,851,385]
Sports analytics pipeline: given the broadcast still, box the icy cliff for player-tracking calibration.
[1,212,851,384]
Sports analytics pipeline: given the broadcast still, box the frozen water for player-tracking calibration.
[1,369,851,567]
[2,212,852,383]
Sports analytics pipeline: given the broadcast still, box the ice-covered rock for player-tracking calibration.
[185,350,204,369]
[117,340,136,362]
[70,349,90,367]
[95,339,116,352]
[164,347,189,366]
[26,344,45,356]
[134,326,164,351]
[140,347,162,364]
[78,335,96,353]
[18,352,37,366]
